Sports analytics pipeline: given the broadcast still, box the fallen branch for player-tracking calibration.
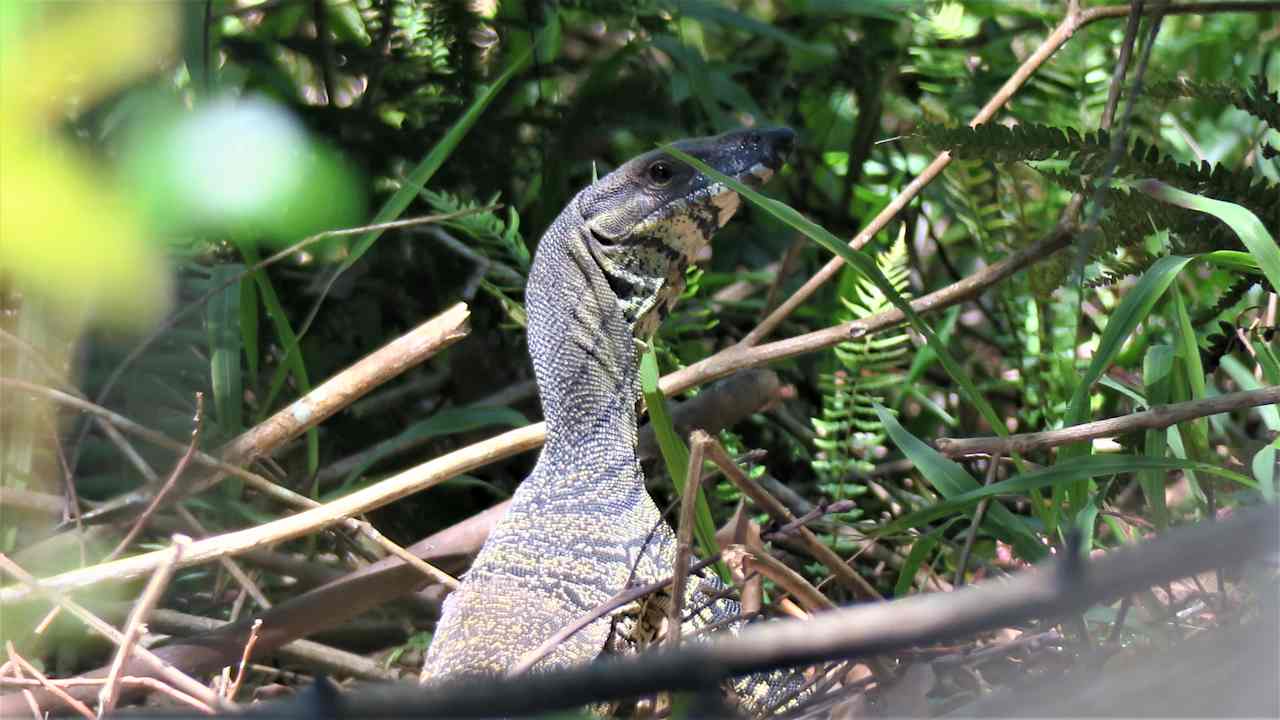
[270,504,1277,718]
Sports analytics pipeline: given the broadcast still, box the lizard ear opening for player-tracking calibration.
[588,225,620,248]
[584,206,633,246]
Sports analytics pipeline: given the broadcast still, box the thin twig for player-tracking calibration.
[4,644,94,720]
[348,518,460,589]
[98,536,188,717]
[108,394,205,560]
[225,620,262,702]
[176,507,272,609]
[762,500,856,540]
[703,440,883,602]
[954,456,1002,587]
[668,432,711,648]
[935,385,1280,457]
[723,544,831,614]
[0,554,222,711]
[1100,0,1145,130]
[0,676,215,711]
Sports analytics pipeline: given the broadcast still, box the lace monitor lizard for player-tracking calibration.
[420,128,800,713]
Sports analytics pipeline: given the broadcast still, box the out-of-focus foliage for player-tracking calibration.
[0,3,177,328]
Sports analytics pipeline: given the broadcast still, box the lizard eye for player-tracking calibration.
[647,161,674,186]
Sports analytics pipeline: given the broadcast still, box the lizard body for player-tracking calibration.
[421,128,796,708]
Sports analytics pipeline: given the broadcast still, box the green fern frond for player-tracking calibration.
[810,232,913,491]
[419,188,530,326]
[937,158,1011,250]
[420,189,531,274]
[1148,74,1280,131]
[925,120,1279,287]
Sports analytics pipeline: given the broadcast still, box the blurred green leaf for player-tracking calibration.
[1,3,178,328]
[121,96,364,243]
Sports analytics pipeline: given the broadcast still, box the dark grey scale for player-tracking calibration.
[422,127,801,714]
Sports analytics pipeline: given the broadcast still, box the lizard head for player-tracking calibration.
[575,127,795,338]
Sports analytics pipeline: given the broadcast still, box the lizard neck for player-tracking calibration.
[525,204,643,485]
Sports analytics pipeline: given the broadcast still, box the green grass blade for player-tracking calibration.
[1221,356,1280,428]
[1252,443,1277,504]
[238,243,319,479]
[1220,357,1280,504]
[239,268,259,391]
[893,529,940,597]
[876,404,1046,561]
[1059,254,1193,516]
[1138,180,1280,294]
[1139,345,1174,529]
[640,347,728,581]
[665,145,1008,441]
[876,454,1256,537]
[207,264,244,436]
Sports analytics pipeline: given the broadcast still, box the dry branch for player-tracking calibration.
[935,385,1280,457]
[0,555,222,712]
[667,432,712,649]
[704,441,882,602]
[99,537,187,715]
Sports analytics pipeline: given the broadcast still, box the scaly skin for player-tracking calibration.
[421,128,797,711]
